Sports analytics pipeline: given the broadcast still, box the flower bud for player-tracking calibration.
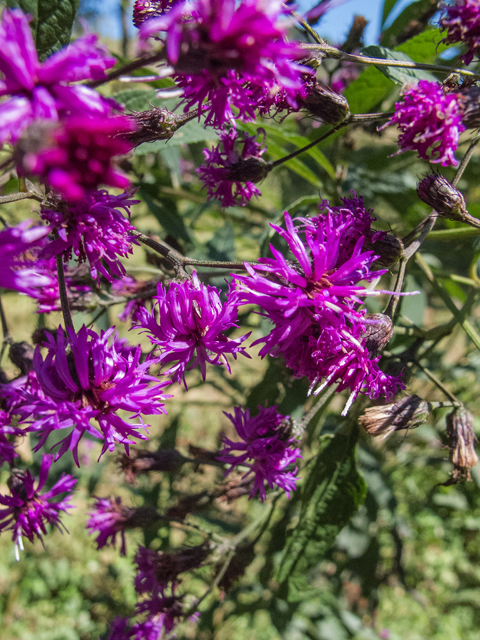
[446,408,478,481]
[126,108,197,146]
[360,395,429,439]
[362,314,394,356]
[118,449,187,483]
[417,174,467,220]
[366,233,404,267]
[226,157,271,184]
[133,0,165,28]
[303,82,350,125]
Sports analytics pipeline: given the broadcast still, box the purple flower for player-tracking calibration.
[16,116,134,202]
[135,595,184,638]
[39,190,139,281]
[106,617,133,640]
[23,325,171,464]
[0,411,24,466]
[381,80,465,167]
[111,276,153,322]
[134,272,250,386]
[196,128,268,207]
[233,197,404,411]
[0,453,76,559]
[133,0,178,27]
[217,405,301,501]
[0,9,117,144]
[87,497,134,556]
[0,221,51,293]
[141,0,306,127]
[439,0,480,65]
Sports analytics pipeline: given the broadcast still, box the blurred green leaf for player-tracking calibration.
[360,45,436,84]
[138,183,192,243]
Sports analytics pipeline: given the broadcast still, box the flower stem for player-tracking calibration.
[85,48,166,88]
[56,255,74,332]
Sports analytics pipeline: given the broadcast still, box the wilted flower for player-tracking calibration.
[15,116,134,202]
[87,497,159,556]
[134,544,209,594]
[417,174,468,220]
[135,594,185,638]
[439,0,480,65]
[446,408,479,481]
[381,80,465,166]
[359,395,430,439]
[39,190,139,281]
[0,453,76,559]
[118,449,186,483]
[234,196,404,411]
[134,272,250,386]
[217,405,301,501]
[141,0,306,127]
[24,326,171,464]
[0,9,116,144]
[197,128,269,207]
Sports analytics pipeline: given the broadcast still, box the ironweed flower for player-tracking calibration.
[16,116,134,202]
[439,0,480,65]
[217,405,301,501]
[141,0,306,127]
[24,326,170,464]
[39,190,139,281]
[0,221,51,293]
[0,9,116,144]
[134,272,250,386]
[135,594,185,638]
[134,544,209,594]
[133,0,177,27]
[0,411,23,466]
[0,453,76,559]
[197,128,269,207]
[234,195,404,411]
[381,80,465,167]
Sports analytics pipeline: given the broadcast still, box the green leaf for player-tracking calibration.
[35,0,79,61]
[394,28,448,63]
[206,221,235,261]
[360,45,436,84]
[138,184,192,244]
[381,0,438,47]
[277,426,366,601]
[343,66,392,115]
[381,0,400,27]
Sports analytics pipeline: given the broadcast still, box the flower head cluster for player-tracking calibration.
[23,326,170,464]
[0,221,51,293]
[39,190,139,281]
[233,195,404,412]
[382,80,465,167]
[197,128,268,207]
[0,453,76,559]
[87,497,135,556]
[133,0,178,27]
[439,0,480,65]
[218,406,301,501]
[134,272,250,386]
[16,116,134,202]
[141,0,306,127]
[0,9,116,144]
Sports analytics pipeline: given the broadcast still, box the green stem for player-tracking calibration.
[85,48,166,88]
[56,255,74,332]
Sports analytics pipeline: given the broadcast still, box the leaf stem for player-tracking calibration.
[56,255,74,332]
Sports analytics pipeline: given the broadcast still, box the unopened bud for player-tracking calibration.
[118,449,186,483]
[133,0,165,28]
[366,233,404,267]
[125,108,197,146]
[303,82,350,125]
[417,174,467,220]
[362,314,394,355]
[359,395,430,439]
[226,157,270,184]
[446,408,478,481]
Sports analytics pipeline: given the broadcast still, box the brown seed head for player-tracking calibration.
[446,408,479,481]
[417,174,467,220]
[359,395,430,439]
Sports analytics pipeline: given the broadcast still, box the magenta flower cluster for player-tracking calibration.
[439,0,480,65]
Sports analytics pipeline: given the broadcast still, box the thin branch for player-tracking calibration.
[85,48,166,88]
[0,296,12,360]
[56,255,74,332]
[0,191,43,205]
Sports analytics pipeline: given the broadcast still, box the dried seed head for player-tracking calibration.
[417,174,467,220]
[446,408,478,481]
[359,395,430,439]
[362,314,394,356]
[125,108,197,146]
[303,81,350,125]
[118,449,186,483]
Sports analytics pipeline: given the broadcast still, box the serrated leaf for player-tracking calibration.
[360,45,436,84]
[35,0,79,61]
[277,427,366,601]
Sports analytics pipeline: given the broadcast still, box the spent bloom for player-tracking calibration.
[0,453,76,559]
[23,326,170,464]
[39,190,139,281]
[381,80,465,167]
[234,195,405,412]
[16,116,134,202]
[217,405,301,501]
[141,0,307,127]
[439,0,480,65]
[197,128,269,207]
[0,221,51,293]
[0,9,117,144]
[134,272,250,386]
